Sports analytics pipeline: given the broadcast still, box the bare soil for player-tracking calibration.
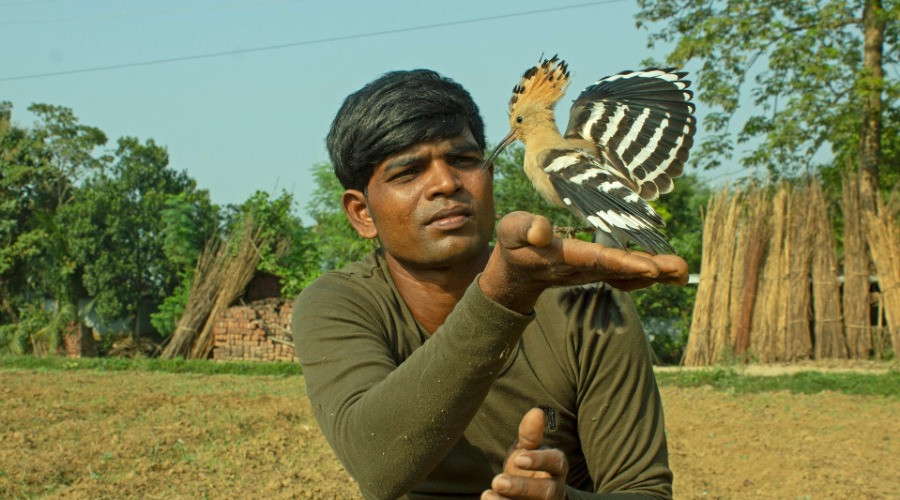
[1,368,896,499]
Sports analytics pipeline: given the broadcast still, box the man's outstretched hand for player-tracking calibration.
[482,408,567,500]
[479,211,689,314]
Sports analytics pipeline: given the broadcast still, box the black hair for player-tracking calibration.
[326,69,486,192]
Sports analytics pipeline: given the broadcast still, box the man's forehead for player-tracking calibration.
[385,129,480,161]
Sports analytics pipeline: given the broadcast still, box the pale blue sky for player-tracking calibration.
[1,0,744,222]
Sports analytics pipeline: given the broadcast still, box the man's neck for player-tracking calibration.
[385,248,491,334]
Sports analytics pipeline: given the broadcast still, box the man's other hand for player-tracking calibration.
[479,211,689,314]
[482,408,567,500]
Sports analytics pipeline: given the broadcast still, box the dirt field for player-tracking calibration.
[1,368,897,499]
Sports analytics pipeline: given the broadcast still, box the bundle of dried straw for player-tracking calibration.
[160,238,226,359]
[842,172,871,357]
[863,195,899,356]
[809,181,847,358]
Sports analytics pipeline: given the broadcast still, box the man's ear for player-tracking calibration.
[341,189,378,239]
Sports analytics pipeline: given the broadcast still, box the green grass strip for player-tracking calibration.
[3,356,897,398]
[655,366,900,398]
[0,354,302,376]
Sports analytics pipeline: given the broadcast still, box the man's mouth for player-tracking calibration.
[426,206,474,230]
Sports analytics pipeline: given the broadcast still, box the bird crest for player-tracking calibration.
[508,55,571,115]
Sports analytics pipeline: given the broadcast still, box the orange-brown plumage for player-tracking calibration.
[484,55,697,254]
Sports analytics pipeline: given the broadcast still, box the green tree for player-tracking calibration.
[63,137,214,336]
[636,0,898,206]
[148,192,220,337]
[232,190,320,298]
[306,162,376,272]
[0,103,108,351]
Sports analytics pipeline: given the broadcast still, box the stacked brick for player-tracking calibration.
[63,321,98,358]
[212,298,297,362]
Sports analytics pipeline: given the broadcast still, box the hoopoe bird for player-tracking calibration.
[483,55,696,254]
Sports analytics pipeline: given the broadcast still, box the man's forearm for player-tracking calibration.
[296,279,532,499]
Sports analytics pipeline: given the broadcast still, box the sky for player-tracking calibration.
[1,0,746,223]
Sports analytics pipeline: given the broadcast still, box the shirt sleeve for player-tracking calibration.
[292,271,534,499]
[546,285,673,499]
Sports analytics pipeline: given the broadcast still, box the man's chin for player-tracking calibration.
[415,236,489,267]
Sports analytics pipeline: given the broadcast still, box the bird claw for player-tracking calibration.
[553,226,595,239]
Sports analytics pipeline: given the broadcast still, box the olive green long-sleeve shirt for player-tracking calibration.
[292,250,671,499]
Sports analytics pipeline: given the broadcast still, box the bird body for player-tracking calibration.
[484,56,696,254]
[523,132,570,207]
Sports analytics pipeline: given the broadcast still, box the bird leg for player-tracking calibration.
[552,226,596,239]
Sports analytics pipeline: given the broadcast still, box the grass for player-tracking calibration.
[654,366,900,398]
[2,355,898,398]
[0,354,302,376]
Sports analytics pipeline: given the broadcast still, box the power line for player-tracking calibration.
[1,0,305,26]
[0,0,65,7]
[0,0,629,82]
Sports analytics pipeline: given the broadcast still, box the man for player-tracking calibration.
[292,69,688,499]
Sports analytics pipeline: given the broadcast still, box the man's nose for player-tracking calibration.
[425,160,463,198]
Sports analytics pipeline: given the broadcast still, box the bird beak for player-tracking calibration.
[481,130,517,170]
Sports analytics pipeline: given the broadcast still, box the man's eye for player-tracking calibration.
[391,167,420,181]
[453,156,481,167]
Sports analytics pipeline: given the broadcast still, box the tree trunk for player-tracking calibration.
[132,232,142,340]
[0,288,18,323]
[859,0,884,212]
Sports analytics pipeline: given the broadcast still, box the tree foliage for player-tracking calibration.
[63,137,214,329]
[233,190,320,298]
[1,104,219,350]
[0,104,108,336]
[306,162,376,272]
[636,0,898,187]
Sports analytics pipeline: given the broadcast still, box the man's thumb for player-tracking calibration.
[516,407,546,450]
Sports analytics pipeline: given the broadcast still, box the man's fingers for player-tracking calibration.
[560,240,690,283]
[516,408,546,450]
[488,473,563,500]
[525,216,554,247]
[560,239,660,278]
[654,254,689,284]
[497,212,554,250]
[514,449,567,476]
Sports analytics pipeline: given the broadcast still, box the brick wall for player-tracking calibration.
[212,298,297,363]
[63,321,99,358]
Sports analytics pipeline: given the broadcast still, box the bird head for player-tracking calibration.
[483,55,571,169]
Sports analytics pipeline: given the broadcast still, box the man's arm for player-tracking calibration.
[483,286,673,500]
[295,272,530,499]
[479,213,687,315]
[295,213,684,498]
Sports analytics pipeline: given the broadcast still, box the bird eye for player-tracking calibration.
[516,116,523,123]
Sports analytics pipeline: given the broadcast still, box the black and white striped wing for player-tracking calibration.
[563,68,696,201]
[542,149,673,254]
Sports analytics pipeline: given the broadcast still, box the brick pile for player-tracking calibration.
[63,321,98,358]
[212,298,297,362]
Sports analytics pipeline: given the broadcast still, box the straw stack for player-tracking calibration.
[160,237,227,359]
[750,186,788,362]
[842,172,871,357]
[190,221,271,359]
[684,190,731,365]
[809,181,847,358]
[783,186,813,361]
[863,195,900,355]
[728,197,748,358]
[732,187,769,358]
[709,192,742,362]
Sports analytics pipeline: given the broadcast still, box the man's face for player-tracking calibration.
[362,129,495,270]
